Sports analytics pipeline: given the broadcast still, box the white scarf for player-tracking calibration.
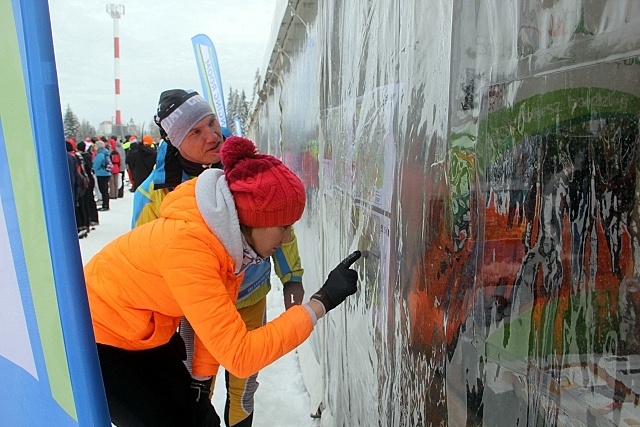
[195,168,266,274]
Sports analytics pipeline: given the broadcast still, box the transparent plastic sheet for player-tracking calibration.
[249,0,640,425]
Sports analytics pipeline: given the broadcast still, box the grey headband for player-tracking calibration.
[161,94,213,148]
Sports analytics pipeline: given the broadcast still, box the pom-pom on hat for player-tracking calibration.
[154,89,213,148]
[221,136,306,228]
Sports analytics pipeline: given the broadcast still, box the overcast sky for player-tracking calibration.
[48,0,281,130]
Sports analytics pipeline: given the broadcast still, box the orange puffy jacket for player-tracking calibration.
[84,170,313,378]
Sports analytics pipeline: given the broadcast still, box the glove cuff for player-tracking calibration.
[310,289,335,312]
[283,281,302,289]
[190,377,213,402]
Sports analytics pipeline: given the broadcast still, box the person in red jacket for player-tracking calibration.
[84,136,361,427]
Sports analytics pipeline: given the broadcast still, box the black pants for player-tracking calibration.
[84,183,99,224]
[118,171,125,197]
[97,336,220,427]
[75,197,88,230]
[96,175,110,209]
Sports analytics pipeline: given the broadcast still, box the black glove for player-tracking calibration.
[311,251,361,313]
[190,377,213,403]
[189,377,220,426]
[283,281,305,309]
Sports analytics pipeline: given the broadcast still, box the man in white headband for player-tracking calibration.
[156,89,223,162]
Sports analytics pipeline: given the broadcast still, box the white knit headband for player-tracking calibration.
[161,94,213,148]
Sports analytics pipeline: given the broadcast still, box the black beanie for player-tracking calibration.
[155,89,197,121]
[154,89,194,142]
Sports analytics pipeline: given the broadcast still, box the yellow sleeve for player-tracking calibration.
[272,227,304,284]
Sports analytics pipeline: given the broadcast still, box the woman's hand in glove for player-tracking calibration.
[310,251,361,315]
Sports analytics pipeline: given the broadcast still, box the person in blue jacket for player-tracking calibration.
[92,139,112,211]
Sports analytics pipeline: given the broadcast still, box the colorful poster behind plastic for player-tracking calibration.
[253,1,640,425]
[0,0,109,425]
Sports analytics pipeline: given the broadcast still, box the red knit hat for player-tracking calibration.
[222,136,306,227]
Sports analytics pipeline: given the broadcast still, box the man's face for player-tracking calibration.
[178,114,223,164]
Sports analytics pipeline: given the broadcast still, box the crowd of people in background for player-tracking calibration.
[65,133,158,239]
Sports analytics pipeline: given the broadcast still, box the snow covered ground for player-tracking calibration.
[79,188,320,427]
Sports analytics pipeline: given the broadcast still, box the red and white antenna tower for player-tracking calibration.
[106,4,125,126]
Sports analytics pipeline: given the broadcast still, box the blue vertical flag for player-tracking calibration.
[233,117,244,136]
[192,34,228,129]
[0,0,109,425]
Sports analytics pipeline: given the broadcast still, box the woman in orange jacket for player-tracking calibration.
[84,136,360,427]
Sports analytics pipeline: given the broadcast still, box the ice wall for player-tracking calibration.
[249,1,640,426]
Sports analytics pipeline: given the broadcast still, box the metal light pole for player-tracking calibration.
[106,4,124,129]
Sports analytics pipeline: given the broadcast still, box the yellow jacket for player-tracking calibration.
[85,169,313,378]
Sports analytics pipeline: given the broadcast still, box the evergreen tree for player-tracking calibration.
[63,104,80,140]
[225,88,236,134]
[225,87,232,128]
[146,123,161,141]
[126,118,140,138]
[77,120,96,140]
[238,90,248,125]
[250,68,261,107]
[224,88,250,135]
